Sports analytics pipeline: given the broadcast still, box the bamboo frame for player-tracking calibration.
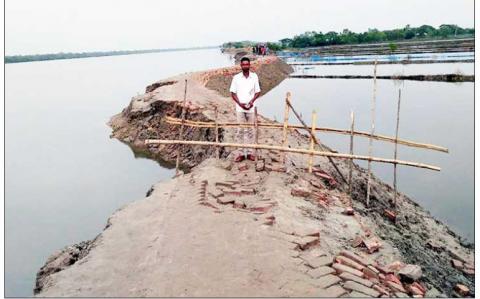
[175,79,188,175]
[393,89,402,210]
[286,99,347,183]
[214,107,219,159]
[163,116,448,153]
[366,61,378,207]
[348,111,355,199]
[281,92,291,163]
[308,110,317,173]
[145,139,441,171]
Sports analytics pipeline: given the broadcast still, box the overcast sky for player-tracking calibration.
[5,0,474,55]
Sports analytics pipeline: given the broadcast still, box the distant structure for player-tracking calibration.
[253,43,268,56]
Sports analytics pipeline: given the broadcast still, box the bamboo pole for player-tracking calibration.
[175,79,188,175]
[164,116,448,153]
[281,92,291,164]
[286,99,347,184]
[254,107,259,162]
[308,110,317,173]
[348,111,355,199]
[145,139,441,171]
[393,89,402,210]
[214,107,219,159]
[366,60,378,207]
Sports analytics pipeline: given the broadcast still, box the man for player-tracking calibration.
[229,57,261,162]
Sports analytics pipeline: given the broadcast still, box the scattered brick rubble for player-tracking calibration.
[194,152,473,297]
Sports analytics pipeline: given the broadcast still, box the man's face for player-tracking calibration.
[240,60,250,72]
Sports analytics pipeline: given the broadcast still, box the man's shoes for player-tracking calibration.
[246,154,256,161]
[235,155,245,162]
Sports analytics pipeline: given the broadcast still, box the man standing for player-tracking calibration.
[229,57,261,162]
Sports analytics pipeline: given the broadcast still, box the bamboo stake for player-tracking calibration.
[286,99,347,184]
[366,60,378,207]
[308,110,317,173]
[254,107,259,162]
[175,79,188,175]
[145,139,441,171]
[214,106,219,159]
[348,111,355,199]
[164,117,448,153]
[393,89,402,210]
[281,92,291,164]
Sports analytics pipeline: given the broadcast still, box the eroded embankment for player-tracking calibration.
[35,55,474,297]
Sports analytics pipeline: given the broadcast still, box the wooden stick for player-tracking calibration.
[348,111,355,199]
[254,107,259,162]
[145,139,441,171]
[281,92,291,164]
[366,60,378,207]
[164,116,448,153]
[286,99,348,184]
[393,89,402,210]
[175,79,188,175]
[214,106,219,159]
[308,110,317,173]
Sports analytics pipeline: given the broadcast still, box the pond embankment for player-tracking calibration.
[34,55,474,297]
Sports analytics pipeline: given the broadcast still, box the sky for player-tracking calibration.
[5,0,475,55]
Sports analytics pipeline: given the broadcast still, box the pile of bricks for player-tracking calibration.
[296,249,429,297]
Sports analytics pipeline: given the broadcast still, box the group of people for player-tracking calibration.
[252,44,268,56]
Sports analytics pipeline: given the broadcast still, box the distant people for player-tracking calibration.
[229,57,261,162]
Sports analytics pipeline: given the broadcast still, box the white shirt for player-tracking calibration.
[229,71,261,113]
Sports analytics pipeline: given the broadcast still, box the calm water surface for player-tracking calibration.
[5,48,234,296]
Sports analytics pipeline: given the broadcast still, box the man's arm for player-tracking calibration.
[247,75,262,109]
[231,92,247,110]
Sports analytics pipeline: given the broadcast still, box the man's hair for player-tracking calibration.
[240,57,250,63]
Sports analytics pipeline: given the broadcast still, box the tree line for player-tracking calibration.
[5,46,219,64]
[222,24,474,51]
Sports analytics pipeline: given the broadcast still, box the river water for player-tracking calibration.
[5,50,473,296]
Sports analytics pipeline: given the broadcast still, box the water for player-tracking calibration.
[278,51,474,64]
[292,62,474,76]
[256,63,473,242]
[5,48,234,297]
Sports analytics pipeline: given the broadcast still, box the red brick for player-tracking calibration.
[451,259,463,270]
[339,272,374,288]
[385,274,402,285]
[291,187,311,197]
[339,250,371,266]
[406,285,424,296]
[315,273,341,289]
[384,209,396,221]
[223,190,243,196]
[293,236,319,250]
[387,261,405,272]
[217,197,234,205]
[411,282,426,294]
[335,255,365,271]
[363,267,379,280]
[332,263,364,278]
[372,284,390,296]
[462,268,475,275]
[303,255,334,268]
[240,188,256,195]
[249,203,273,213]
[199,202,219,210]
[215,181,236,188]
[363,237,381,253]
[454,284,469,296]
[386,281,406,293]
[307,267,336,279]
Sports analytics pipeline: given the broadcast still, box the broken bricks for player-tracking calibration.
[291,187,311,198]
